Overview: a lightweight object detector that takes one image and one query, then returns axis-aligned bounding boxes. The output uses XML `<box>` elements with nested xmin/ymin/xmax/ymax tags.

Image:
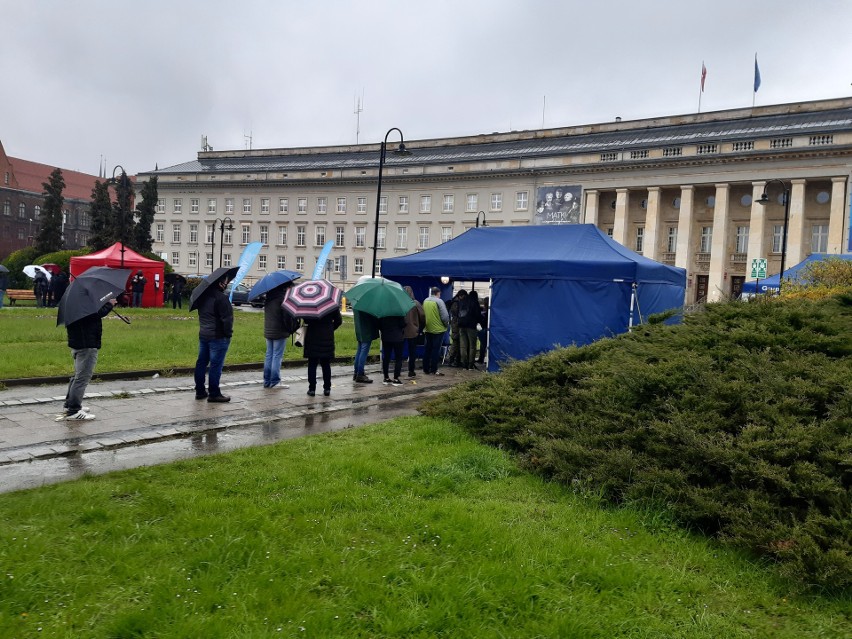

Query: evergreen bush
<box><xmin>423</xmin><ymin>294</ymin><xmax>852</xmax><ymax>591</ymax></box>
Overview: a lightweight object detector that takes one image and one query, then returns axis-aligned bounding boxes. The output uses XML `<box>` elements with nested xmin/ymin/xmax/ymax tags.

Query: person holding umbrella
<box><xmin>190</xmin><ymin>267</ymin><xmax>238</xmax><ymax>403</ymax></box>
<box><xmin>249</xmin><ymin>270</ymin><xmax>302</xmax><ymax>389</ymax></box>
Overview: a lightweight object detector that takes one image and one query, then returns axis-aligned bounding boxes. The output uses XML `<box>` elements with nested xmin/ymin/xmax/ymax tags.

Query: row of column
<box><xmin>584</xmin><ymin>178</ymin><xmax>848</xmax><ymax>301</ymax></box>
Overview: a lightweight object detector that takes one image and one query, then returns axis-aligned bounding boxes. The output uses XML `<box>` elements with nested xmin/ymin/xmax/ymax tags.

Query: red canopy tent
<box><xmin>70</xmin><ymin>243</ymin><xmax>165</xmax><ymax>307</ymax></box>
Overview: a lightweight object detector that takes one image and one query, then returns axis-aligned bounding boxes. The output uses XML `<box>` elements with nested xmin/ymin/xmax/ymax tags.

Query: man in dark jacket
<box><xmin>303</xmin><ymin>307</ymin><xmax>343</xmax><ymax>396</ymax></box>
<box><xmin>458</xmin><ymin>290</ymin><xmax>483</xmax><ymax>370</ymax></box>
<box><xmin>262</xmin><ymin>285</ymin><xmax>298</xmax><ymax>388</ymax></box>
<box><xmin>194</xmin><ymin>276</ymin><xmax>234</xmax><ymax>402</ymax></box>
<box><xmin>58</xmin><ymin>298</ymin><xmax>117</xmax><ymax>421</ymax></box>
<box><xmin>130</xmin><ymin>271</ymin><xmax>147</xmax><ymax>307</ymax></box>
<box><xmin>379</xmin><ymin>314</ymin><xmax>406</xmax><ymax>386</ymax></box>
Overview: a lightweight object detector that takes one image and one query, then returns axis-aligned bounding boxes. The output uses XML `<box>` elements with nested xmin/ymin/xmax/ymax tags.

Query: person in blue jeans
<box><xmin>353</xmin><ymin>309</ymin><xmax>379</xmax><ymax>383</ymax></box>
<box><xmin>194</xmin><ymin>275</ymin><xmax>234</xmax><ymax>402</ymax></box>
<box><xmin>262</xmin><ymin>284</ymin><xmax>299</xmax><ymax>388</ymax></box>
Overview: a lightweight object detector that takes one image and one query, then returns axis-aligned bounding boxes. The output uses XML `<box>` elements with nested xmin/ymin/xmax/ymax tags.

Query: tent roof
<box><xmin>742</xmin><ymin>253</ymin><xmax>852</xmax><ymax>293</ymax></box>
<box><xmin>382</xmin><ymin>224</ymin><xmax>684</xmax><ymax>284</ymax></box>
<box><xmin>73</xmin><ymin>243</ymin><xmax>163</xmax><ymax>269</ymax></box>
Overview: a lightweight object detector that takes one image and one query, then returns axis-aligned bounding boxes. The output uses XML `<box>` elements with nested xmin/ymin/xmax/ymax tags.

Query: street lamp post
<box><xmin>372</xmin><ymin>127</ymin><xmax>411</xmax><ymax>278</ymax></box>
<box><xmin>756</xmin><ymin>179</ymin><xmax>791</xmax><ymax>293</ymax></box>
<box><xmin>109</xmin><ymin>165</ymin><xmax>129</xmax><ymax>267</ymax></box>
<box><xmin>217</xmin><ymin>217</ymin><xmax>234</xmax><ymax>270</ymax></box>
<box><xmin>475</xmin><ymin>211</ymin><xmax>487</xmax><ymax>228</ymax></box>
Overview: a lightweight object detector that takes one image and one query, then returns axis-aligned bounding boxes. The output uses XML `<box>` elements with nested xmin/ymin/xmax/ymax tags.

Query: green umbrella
<box><xmin>344</xmin><ymin>278</ymin><xmax>414</xmax><ymax>318</ymax></box>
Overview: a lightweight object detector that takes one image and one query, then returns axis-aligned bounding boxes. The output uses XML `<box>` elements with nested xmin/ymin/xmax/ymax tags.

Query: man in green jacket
<box><xmin>422</xmin><ymin>287</ymin><xmax>449</xmax><ymax>375</ymax></box>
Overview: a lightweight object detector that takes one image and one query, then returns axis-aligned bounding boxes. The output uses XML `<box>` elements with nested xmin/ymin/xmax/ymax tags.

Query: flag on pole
<box><xmin>753</xmin><ymin>55</ymin><xmax>761</xmax><ymax>93</ymax></box>
<box><xmin>700</xmin><ymin>62</ymin><xmax>707</xmax><ymax>92</ymax></box>
<box><xmin>229</xmin><ymin>241</ymin><xmax>262</xmax><ymax>301</ymax></box>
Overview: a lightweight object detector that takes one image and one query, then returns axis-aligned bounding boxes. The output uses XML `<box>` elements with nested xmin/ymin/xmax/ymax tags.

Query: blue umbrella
<box><xmin>248</xmin><ymin>270</ymin><xmax>302</xmax><ymax>302</ymax></box>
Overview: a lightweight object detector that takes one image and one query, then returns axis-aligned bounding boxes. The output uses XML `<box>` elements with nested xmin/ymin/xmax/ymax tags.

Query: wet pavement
<box><xmin>0</xmin><ymin>364</ymin><xmax>478</xmax><ymax>493</ymax></box>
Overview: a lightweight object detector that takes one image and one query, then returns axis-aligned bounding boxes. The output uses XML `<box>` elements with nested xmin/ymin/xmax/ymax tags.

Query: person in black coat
<box><xmin>458</xmin><ymin>290</ymin><xmax>483</xmax><ymax>370</ymax></box>
<box><xmin>303</xmin><ymin>308</ymin><xmax>342</xmax><ymax>396</ymax></box>
<box><xmin>379</xmin><ymin>314</ymin><xmax>406</xmax><ymax>385</ymax></box>
<box><xmin>194</xmin><ymin>276</ymin><xmax>234</xmax><ymax>402</ymax></box>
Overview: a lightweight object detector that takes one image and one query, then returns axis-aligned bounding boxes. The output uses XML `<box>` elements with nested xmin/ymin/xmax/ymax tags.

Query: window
<box><xmin>772</xmin><ymin>225</ymin><xmax>784</xmax><ymax>253</ymax></box>
<box><xmin>157</xmin><ymin>199</ymin><xmax>165</xmax><ymax>214</ymax></box>
<box><xmin>811</xmin><ymin>224</ymin><xmax>829</xmax><ymax>253</ymax></box>
<box><xmin>355</xmin><ymin>226</ymin><xmax>366</xmax><ymax>247</ymax></box>
<box><xmin>279</xmin><ymin>198</ymin><xmax>289</xmax><ymax>214</ymax></box>
<box><xmin>3</xmin><ymin>172</ymin><xmax>7</xmax><ymax>185</ymax></box>
<box><xmin>223</xmin><ymin>253</ymin><xmax>232</xmax><ymax>267</ymax></box>
<box><xmin>258</xmin><ymin>254</ymin><xmax>267</xmax><ymax>270</ymax></box>
<box><xmin>261</xmin><ymin>198</ymin><xmax>270</xmax><ymax>215</ymax></box>
<box><xmin>396</xmin><ymin>226</ymin><xmax>407</xmax><ymax>249</ymax></box>
<box><xmin>635</xmin><ymin>227</ymin><xmax>644</xmax><ymax>253</ymax></box>
<box><xmin>398</xmin><ymin>196</ymin><xmax>409</xmax><ymax>213</ymax></box>
<box><xmin>243</xmin><ymin>199</ymin><xmax>252</xmax><ymax>214</ymax></box>
<box><xmin>277</xmin><ymin>255</ymin><xmax>286</xmax><ymax>270</ymax></box>
<box><xmin>442</xmin><ymin>194</ymin><xmax>454</xmax><ymax>213</ymax></box>
<box><xmin>241</xmin><ymin>224</ymin><xmax>251</xmax><ymax>244</ymax></box>
<box><xmin>735</xmin><ymin>226</ymin><xmax>749</xmax><ymax>254</ymax></box>
<box><xmin>296</xmin><ymin>256</ymin><xmax>305</xmax><ymax>271</ymax></box>
<box><xmin>335</xmin><ymin>226</ymin><xmax>345</xmax><ymax>247</ymax></box>
<box><xmin>441</xmin><ymin>226</ymin><xmax>453</xmax><ymax>243</ymax></box>
<box><xmin>172</xmin><ymin>251</ymin><xmax>180</xmax><ymax>266</ymax></box>
<box><xmin>205</xmin><ymin>253</ymin><xmax>213</xmax><ymax>268</ymax></box>
<box><xmin>354</xmin><ymin>257</ymin><xmax>364</xmax><ymax>274</ymax></box>
<box><xmin>515</xmin><ymin>191</ymin><xmax>529</xmax><ymax>210</ymax></box>
<box><xmin>420</xmin><ymin>195</ymin><xmax>431</xmax><ymax>213</ymax></box>
<box><xmin>188</xmin><ymin>252</ymin><xmax>197</xmax><ymax>268</ymax></box>
<box><xmin>225</xmin><ymin>198</ymin><xmax>234</xmax><ymax>214</ymax></box>
<box><xmin>667</xmin><ymin>227</ymin><xmax>678</xmax><ymax>253</ymax></box>
<box><xmin>699</xmin><ymin>226</ymin><xmax>713</xmax><ymax>253</ymax></box>
<box><xmin>206</xmin><ymin>224</ymin><xmax>215</xmax><ymax>244</ymax></box>
<box><xmin>466</xmin><ymin>194</ymin><xmax>478</xmax><ymax>212</ymax></box>
<box><xmin>191</xmin><ymin>199</ymin><xmax>199</xmax><ymax>214</ymax></box>
<box><xmin>357</xmin><ymin>197</ymin><xmax>367</xmax><ymax>214</ymax></box>
<box><xmin>173</xmin><ymin>199</ymin><xmax>182</xmax><ymax>214</ymax></box>
<box><xmin>379</xmin><ymin>196</ymin><xmax>388</xmax><ymax>214</ymax></box>
<box><xmin>17</xmin><ymin>227</ymin><xmax>24</xmax><ymax>239</ymax></box>
<box><xmin>419</xmin><ymin>226</ymin><xmax>430</xmax><ymax>249</ymax></box>
<box><xmin>298</xmin><ymin>198</ymin><xmax>307</xmax><ymax>214</ymax></box>
<box><xmin>491</xmin><ymin>193</ymin><xmax>502</xmax><ymax>211</ymax></box>
<box><xmin>259</xmin><ymin>224</ymin><xmax>269</xmax><ymax>244</ymax></box>
<box><xmin>374</xmin><ymin>258</ymin><xmax>381</xmax><ymax>274</ymax></box>
<box><xmin>224</xmin><ymin>227</ymin><xmax>233</xmax><ymax>244</ymax></box>
<box><xmin>315</xmin><ymin>225</ymin><xmax>326</xmax><ymax>246</ymax></box>
<box><xmin>33</xmin><ymin>205</ymin><xmax>41</xmax><ymax>218</ymax></box>
<box><xmin>172</xmin><ymin>224</ymin><xmax>181</xmax><ymax>243</ymax></box>
<box><xmin>296</xmin><ymin>225</ymin><xmax>306</xmax><ymax>247</ymax></box>
<box><xmin>208</xmin><ymin>199</ymin><xmax>216</xmax><ymax>214</ymax></box>
<box><xmin>278</xmin><ymin>226</ymin><xmax>288</xmax><ymax>245</ymax></box>
<box><xmin>337</xmin><ymin>197</ymin><xmax>346</xmax><ymax>214</ymax></box>
<box><xmin>18</xmin><ymin>203</ymin><xmax>26</xmax><ymax>218</ymax></box>
<box><xmin>333</xmin><ymin>257</ymin><xmax>341</xmax><ymax>274</ymax></box>
<box><xmin>377</xmin><ymin>226</ymin><xmax>386</xmax><ymax>249</ymax></box>
<box><xmin>607</xmin><ymin>228</ymin><xmax>614</xmax><ymax>237</ymax></box>
<box><xmin>156</xmin><ymin>223</ymin><xmax>164</xmax><ymax>243</ymax></box>
<box><xmin>317</xmin><ymin>197</ymin><xmax>327</xmax><ymax>214</ymax></box>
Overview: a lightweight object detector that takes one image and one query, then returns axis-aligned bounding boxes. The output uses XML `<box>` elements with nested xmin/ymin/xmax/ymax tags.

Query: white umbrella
<box><xmin>23</xmin><ymin>264</ymin><xmax>52</xmax><ymax>281</ymax></box>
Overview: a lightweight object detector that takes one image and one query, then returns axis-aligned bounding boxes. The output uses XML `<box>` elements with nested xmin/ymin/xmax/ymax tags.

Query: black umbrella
<box><xmin>165</xmin><ymin>272</ymin><xmax>187</xmax><ymax>284</ymax></box>
<box><xmin>57</xmin><ymin>266</ymin><xmax>132</xmax><ymax>327</ymax></box>
<box><xmin>189</xmin><ymin>267</ymin><xmax>239</xmax><ymax>311</ymax></box>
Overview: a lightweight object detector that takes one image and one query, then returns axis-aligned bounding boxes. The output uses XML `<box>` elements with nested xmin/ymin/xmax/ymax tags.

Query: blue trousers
<box><xmin>263</xmin><ymin>338</ymin><xmax>286</xmax><ymax>387</ymax></box>
<box><xmin>194</xmin><ymin>337</ymin><xmax>230</xmax><ymax>397</ymax></box>
<box><xmin>354</xmin><ymin>340</ymin><xmax>371</xmax><ymax>376</ymax></box>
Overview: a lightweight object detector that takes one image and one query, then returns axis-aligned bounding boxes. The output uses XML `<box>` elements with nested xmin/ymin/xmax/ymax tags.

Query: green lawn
<box><xmin>0</xmin><ymin>418</ymin><xmax>847</xmax><ymax>638</ymax></box>
<box><xmin>0</xmin><ymin>307</ymin><xmax>357</xmax><ymax>379</ymax></box>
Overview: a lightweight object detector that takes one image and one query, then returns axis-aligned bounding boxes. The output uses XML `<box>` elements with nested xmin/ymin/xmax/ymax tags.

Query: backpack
<box><xmin>457</xmin><ymin>302</ymin><xmax>469</xmax><ymax>320</ymax></box>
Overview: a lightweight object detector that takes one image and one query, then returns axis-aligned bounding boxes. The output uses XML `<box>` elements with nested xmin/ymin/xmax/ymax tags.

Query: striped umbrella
<box><xmin>281</xmin><ymin>279</ymin><xmax>342</xmax><ymax>319</ymax></box>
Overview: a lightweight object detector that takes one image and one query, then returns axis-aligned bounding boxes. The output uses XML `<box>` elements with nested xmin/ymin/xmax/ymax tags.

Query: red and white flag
<box><xmin>700</xmin><ymin>62</ymin><xmax>707</xmax><ymax>92</ymax></box>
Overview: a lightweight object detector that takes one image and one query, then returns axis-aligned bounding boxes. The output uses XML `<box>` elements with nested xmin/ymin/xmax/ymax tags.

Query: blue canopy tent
<box><xmin>741</xmin><ymin>253</ymin><xmax>852</xmax><ymax>295</ymax></box>
<box><xmin>381</xmin><ymin>225</ymin><xmax>686</xmax><ymax>371</ymax></box>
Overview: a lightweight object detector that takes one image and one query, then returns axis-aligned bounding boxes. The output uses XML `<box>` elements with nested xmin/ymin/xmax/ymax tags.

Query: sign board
<box><xmin>750</xmin><ymin>258</ymin><xmax>767</xmax><ymax>279</ymax></box>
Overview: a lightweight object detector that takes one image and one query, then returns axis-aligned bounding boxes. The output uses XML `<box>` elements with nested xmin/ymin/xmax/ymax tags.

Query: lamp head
<box><xmin>756</xmin><ymin>193</ymin><xmax>770</xmax><ymax>206</ymax></box>
<box><xmin>393</xmin><ymin>142</ymin><xmax>412</xmax><ymax>157</ymax></box>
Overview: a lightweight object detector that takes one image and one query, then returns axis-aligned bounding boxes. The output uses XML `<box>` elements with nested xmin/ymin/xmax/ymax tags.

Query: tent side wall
<box><xmin>70</xmin><ymin>247</ymin><xmax>165</xmax><ymax>307</ymax></box>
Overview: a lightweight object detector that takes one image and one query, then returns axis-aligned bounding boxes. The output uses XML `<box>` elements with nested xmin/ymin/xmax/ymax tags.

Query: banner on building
<box><xmin>533</xmin><ymin>185</ymin><xmax>582</xmax><ymax>225</ymax></box>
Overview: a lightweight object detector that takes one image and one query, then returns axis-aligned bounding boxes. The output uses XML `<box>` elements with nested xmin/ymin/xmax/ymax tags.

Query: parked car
<box><xmin>225</xmin><ymin>282</ymin><xmax>265</xmax><ymax>307</ymax></box>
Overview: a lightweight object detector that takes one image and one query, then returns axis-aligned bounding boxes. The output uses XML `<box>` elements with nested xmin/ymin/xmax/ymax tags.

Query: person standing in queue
<box><xmin>304</xmin><ymin>306</ymin><xmax>343</xmax><ymax>397</ymax></box>
<box><xmin>379</xmin><ymin>314</ymin><xmax>406</xmax><ymax>386</ymax></box>
<box><xmin>262</xmin><ymin>284</ymin><xmax>298</xmax><ymax>388</ymax></box>
<box><xmin>422</xmin><ymin>287</ymin><xmax>449</xmax><ymax>376</ymax></box>
<box><xmin>402</xmin><ymin>286</ymin><xmax>425</xmax><ymax>378</ymax></box>
<box><xmin>194</xmin><ymin>275</ymin><xmax>234</xmax><ymax>403</ymax></box>
<box><xmin>353</xmin><ymin>308</ymin><xmax>379</xmax><ymax>384</ymax></box>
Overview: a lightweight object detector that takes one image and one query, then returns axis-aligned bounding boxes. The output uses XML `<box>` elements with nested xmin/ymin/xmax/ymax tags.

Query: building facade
<box><xmin>142</xmin><ymin>98</ymin><xmax>852</xmax><ymax>302</ymax></box>
<box><xmin>0</xmin><ymin>141</ymin><xmax>96</xmax><ymax>260</ymax></box>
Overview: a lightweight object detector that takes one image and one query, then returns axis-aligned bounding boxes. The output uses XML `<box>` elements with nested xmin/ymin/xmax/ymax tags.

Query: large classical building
<box><xmin>142</xmin><ymin>97</ymin><xmax>852</xmax><ymax>302</ymax></box>
<box><xmin>0</xmin><ymin>141</ymin><xmax>96</xmax><ymax>260</ymax></box>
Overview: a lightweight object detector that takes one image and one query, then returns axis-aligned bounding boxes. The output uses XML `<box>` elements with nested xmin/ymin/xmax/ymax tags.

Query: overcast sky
<box><xmin>3</xmin><ymin>0</ymin><xmax>851</xmax><ymax>177</ymax></box>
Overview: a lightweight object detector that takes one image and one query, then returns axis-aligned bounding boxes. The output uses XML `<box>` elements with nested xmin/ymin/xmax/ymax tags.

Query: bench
<box><xmin>5</xmin><ymin>289</ymin><xmax>37</xmax><ymax>305</ymax></box>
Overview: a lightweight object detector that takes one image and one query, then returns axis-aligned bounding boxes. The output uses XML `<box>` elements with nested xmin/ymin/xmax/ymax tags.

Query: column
<box><xmin>708</xmin><ymin>183</ymin><xmax>731</xmax><ymax>302</ymax></box>
<box><xmin>785</xmin><ymin>179</ymin><xmax>807</xmax><ymax>266</ymax></box>
<box><xmin>746</xmin><ymin>181</ymin><xmax>767</xmax><ymax>276</ymax></box>
<box><xmin>674</xmin><ymin>185</ymin><xmax>695</xmax><ymax>272</ymax></box>
<box><xmin>644</xmin><ymin>187</ymin><xmax>661</xmax><ymax>260</ymax></box>
<box><xmin>612</xmin><ymin>188</ymin><xmax>630</xmax><ymax>246</ymax></box>
<box><xmin>583</xmin><ymin>189</ymin><xmax>599</xmax><ymax>227</ymax></box>
<box><xmin>828</xmin><ymin>177</ymin><xmax>847</xmax><ymax>253</ymax></box>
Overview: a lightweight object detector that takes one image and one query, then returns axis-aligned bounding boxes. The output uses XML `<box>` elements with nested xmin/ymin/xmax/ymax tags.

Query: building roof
<box><xmin>7</xmin><ymin>156</ymin><xmax>103</xmax><ymax>201</ymax></box>
<box><xmin>148</xmin><ymin>98</ymin><xmax>852</xmax><ymax>176</ymax></box>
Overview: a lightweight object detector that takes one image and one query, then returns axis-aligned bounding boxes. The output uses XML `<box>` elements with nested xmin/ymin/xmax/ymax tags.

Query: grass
<box><xmin>0</xmin><ymin>418</ymin><xmax>848</xmax><ymax>638</ymax></box>
<box><xmin>0</xmin><ymin>307</ymin><xmax>358</xmax><ymax>379</ymax></box>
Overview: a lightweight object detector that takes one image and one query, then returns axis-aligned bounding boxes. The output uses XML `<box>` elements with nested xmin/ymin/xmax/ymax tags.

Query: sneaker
<box><xmin>355</xmin><ymin>374</ymin><xmax>373</xmax><ymax>384</ymax></box>
<box><xmin>195</xmin><ymin>392</ymin><xmax>208</xmax><ymax>400</ymax></box>
<box><xmin>434</xmin><ymin>372</ymin><xmax>445</xmax><ymax>376</ymax></box>
<box><xmin>62</xmin><ymin>410</ymin><xmax>95</xmax><ymax>421</ymax></box>
<box><xmin>408</xmin><ymin>371</ymin><xmax>416</xmax><ymax>378</ymax></box>
<box><xmin>323</xmin><ymin>389</ymin><xmax>331</xmax><ymax>396</ymax></box>
<box><xmin>307</xmin><ymin>389</ymin><xmax>316</xmax><ymax>397</ymax></box>
<box><xmin>207</xmin><ymin>395</ymin><xmax>231</xmax><ymax>403</ymax></box>
<box><xmin>391</xmin><ymin>378</ymin><xmax>403</xmax><ymax>387</ymax></box>
<box><xmin>383</xmin><ymin>377</ymin><xmax>392</xmax><ymax>385</ymax></box>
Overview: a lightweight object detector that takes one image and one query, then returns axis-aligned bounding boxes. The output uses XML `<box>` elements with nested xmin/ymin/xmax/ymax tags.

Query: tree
<box><xmin>35</xmin><ymin>168</ymin><xmax>65</xmax><ymax>254</ymax></box>
<box><xmin>112</xmin><ymin>170</ymin><xmax>136</xmax><ymax>257</ymax></box>
<box><xmin>88</xmin><ymin>180</ymin><xmax>114</xmax><ymax>251</ymax></box>
<box><xmin>132</xmin><ymin>176</ymin><xmax>158</xmax><ymax>254</ymax></box>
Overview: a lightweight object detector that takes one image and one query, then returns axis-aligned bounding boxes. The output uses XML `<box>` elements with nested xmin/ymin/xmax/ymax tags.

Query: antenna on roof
<box><xmin>201</xmin><ymin>135</ymin><xmax>213</xmax><ymax>152</ymax></box>
<box><xmin>354</xmin><ymin>91</ymin><xmax>364</xmax><ymax>144</ymax></box>
<box><xmin>244</xmin><ymin>131</ymin><xmax>253</xmax><ymax>150</ymax></box>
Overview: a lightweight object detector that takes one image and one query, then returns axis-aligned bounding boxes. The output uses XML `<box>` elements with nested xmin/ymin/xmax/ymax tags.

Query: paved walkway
<box><xmin>0</xmin><ymin>363</ymin><xmax>475</xmax><ymax>471</ymax></box>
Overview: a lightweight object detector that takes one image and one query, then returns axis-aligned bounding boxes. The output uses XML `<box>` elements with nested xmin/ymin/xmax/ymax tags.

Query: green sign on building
<box><xmin>751</xmin><ymin>258</ymin><xmax>767</xmax><ymax>279</ymax></box>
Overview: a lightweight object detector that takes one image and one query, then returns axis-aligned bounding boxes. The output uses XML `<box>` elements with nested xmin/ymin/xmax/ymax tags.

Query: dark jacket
<box><xmin>131</xmin><ymin>274</ymin><xmax>147</xmax><ymax>292</ymax></box>
<box><xmin>379</xmin><ymin>315</ymin><xmax>406</xmax><ymax>343</ymax></box>
<box><xmin>263</xmin><ymin>287</ymin><xmax>299</xmax><ymax>340</ymax></box>
<box><xmin>303</xmin><ymin>308</ymin><xmax>342</xmax><ymax>359</ymax></box>
<box><xmin>353</xmin><ymin>309</ymin><xmax>379</xmax><ymax>343</ymax></box>
<box><xmin>402</xmin><ymin>286</ymin><xmax>425</xmax><ymax>339</ymax></box>
<box><xmin>0</xmin><ymin>271</ymin><xmax>8</xmax><ymax>290</ymax></box>
<box><xmin>197</xmin><ymin>287</ymin><xmax>234</xmax><ymax>339</ymax></box>
<box><xmin>457</xmin><ymin>295</ymin><xmax>482</xmax><ymax>329</ymax></box>
<box><xmin>66</xmin><ymin>302</ymin><xmax>113</xmax><ymax>350</ymax></box>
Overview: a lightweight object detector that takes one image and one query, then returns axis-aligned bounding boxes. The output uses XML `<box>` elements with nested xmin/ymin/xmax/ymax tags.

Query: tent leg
<box><xmin>628</xmin><ymin>283</ymin><xmax>637</xmax><ymax>331</ymax></box>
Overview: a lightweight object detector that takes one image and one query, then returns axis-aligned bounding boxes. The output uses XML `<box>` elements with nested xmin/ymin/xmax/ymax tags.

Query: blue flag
<box><xmin>229</xmin><ymin>241</ymin><xmax>263</xmax><ymax>301</ymax></box>
<box><xmin>312</xmin><ymin>240</ymin><xmax>335</xmax><ymax>281</ymax></box>
<box><xmin>753</xmin><ymin>55</ymin><xmax>761</xmax><ymax>93</ymax></box>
